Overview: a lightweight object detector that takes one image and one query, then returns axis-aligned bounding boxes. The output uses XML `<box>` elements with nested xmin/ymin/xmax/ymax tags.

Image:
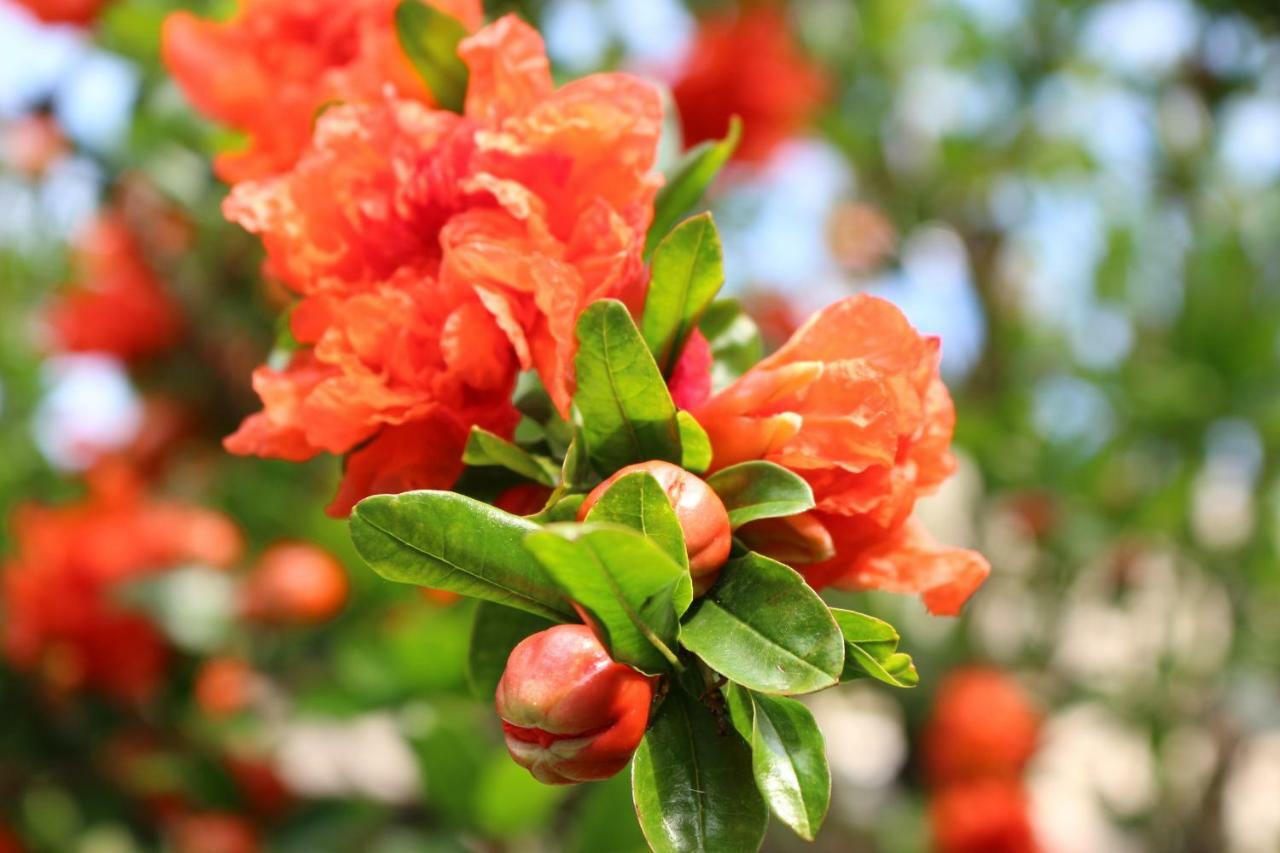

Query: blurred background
<box><xmin>2</xmin><ymin>0</ymin><xmax>1280</xmax><ymax>850</ymax></box>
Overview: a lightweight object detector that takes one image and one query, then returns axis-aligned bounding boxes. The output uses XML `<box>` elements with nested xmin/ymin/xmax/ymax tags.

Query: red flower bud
<box><xmin>240</xmin><ymin>543</ymin><xmax>348</xmax><ymax>625</ymax></box>
<box><xmin>495</xmin><ymin>624</ymin><xmax>653</xmax><ymax>784</ymax></box>
<box><xmin>579</xmin><ymin>460</ymin><xmax>731</xmax><ymax>593</ymax></box>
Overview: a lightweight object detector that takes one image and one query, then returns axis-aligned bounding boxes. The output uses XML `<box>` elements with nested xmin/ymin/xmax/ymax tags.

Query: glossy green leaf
<box><xmin>832</xmin><ymin>609</ymin><xmax>919</xmax><ymax>688</ymax></box>
<box><xmin>699</xmin><ymin>299</ymin><xmax>764</xmax><ymax>388</ymax></box>
<box><xmin>569</xmin><ymin>772</ymin><xmax>648</xmax><ymax>853</ymax></box>
<box><xmin>394</xmin><ymin>0</ymin><xmax>468</xmax><ymax>112</ymax></box>
<box><xmin>472</xmin><ymin>752</ymin><xmax>570</xmax><ymax>837</ymax></box>
<box><xmin>647</xmin><ymin>116</ymin><xmax>742</xmax><ymax>255</ymax></box>
<box><xmin>681</xmin><ymin>553</ymin><xmax>844</xmax><ymax>694</ymax></box>
<box><xmin>706</xmin><ymin>461</ymin><xmax>815</xmax><ymax>529</ymax></box>
<box><xmin>524</xmin><ymin>525</ymin><xmax>690</xmax><ymax>673</ymax></box>
<box><xmin>572</xmin><ymin>300</ymin><xmax>682</xmax><ymax>475</ymax></box>
<box><xmin>467</xmin><ymin>601</ymin><xmax>556</xmax><ymax>700</ymax></box>
<box><xmin>725</xmin><ymin>686</ymin><xmax>831</xmax><ymax>841</ymax></box>
<box><xmin>584</xmin><ymin>471</ymin><xmax>688</xmax><ymax>570</ymax></box>
<box><xmin>462</xmin><ymin>427</ymin><xmax>559</xmax><ymax>487</ymax></box>
<box><xmin>631</xmin><ymin>687</ymin><xmax>767</xmax><ymax>853</ymax></box>
<box><xmin>642</xmin><ymin>213</ymin><xmax>725</xmax><ymax>374</ymax></box>
<box><xmin>350</xmin><ymin>491</ymin><xmax>573</xmax><ymax>622</ymax></box>
<box><xmin>527</xmin><ymin>493</ymin><xmax>585</xmax><ymax>524</ymax></box>
<box><xmin>677</xmin><ymin>411</ymin><xmax>712</xmax><ymax>474</ymax></box>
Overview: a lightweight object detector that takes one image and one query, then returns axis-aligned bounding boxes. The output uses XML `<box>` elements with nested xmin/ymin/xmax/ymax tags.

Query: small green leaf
<box><xmin>394</xmin><ymin>0</ymin><xmax>468</xmax><ymax>112</ymax></box>
<box><xmin>699</xmin><ymin>299</ymin><xmax>764</xmax><ymax>388</ymax></box>
<box><xmin>527</xmin><ymin>493</ymin><xmax>585</xmax><ymax>524</ymax></box>
<box><xmin>647</xmin><ymin>117</ymin><xmax>742</xmax><ymax>255</ymax></box>
<box><xmin>524</xmin><ymin>525</ymin><xmax>691</xmax><ymax>674</ymax></box>
<box><xmin>725</xmin><ymin>686</ymin><xmax>831</xmax><ymax>841</ymax></box>
<box><xmin>832</xmin><ymin>609</ymin><xmax>919</xmax><ymax>688</ymax></box>
<box><xmin>681</xmin><ymin>553</ymin><xmax>844</xmax><ymax>695</ymax></box>
<box><xmin>631</xmin><ymin>687</ymin><xmax>767</xmax><ymax>853</ymax></box>
<box><xmin>463</xmin><ymin>426</ymin><xmax>559</xmax><ymax>487</ymax></box>
<box><xmin>706</xmin><ymin>461</ymin><xmax>815</xmax><ymax>529</ymax></box>
<box><xmin>584</xmin><ymin>471</ymin><xmax>688</xmax><ymax>570</ymax></box>
<box><xmin>642</xmin><ymin>213</ymin><xmax>725</xmax><ymax>374</ymax></box>
<box><xmin>677</xmin><ymin>411</ymin><xmax>712</xmax><ymax>474</ymax></box>
<box><xmin>572</xmin><ymin>300</ymin><xmax>682</xmax><ymax>475</ymax></box>
<box><xmin>350</xmin><ymin>491</ymin><xmax>573</xmax><ymax>622</ymax></box>
<box><xmin>467</xmin><ymin>601</ymin><xmax>556</xmax><ymax>700</ymax></box>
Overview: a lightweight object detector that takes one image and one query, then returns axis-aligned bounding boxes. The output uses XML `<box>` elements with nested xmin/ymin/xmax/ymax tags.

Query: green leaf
<box><xmin>725</xmin><ymin>686</ymin><xmax>831</xmax><ymax>841</ymax></box>
<box><xmin>706</xmin><ymin>461</ymin><xmax>815</xmax><ymax>529</ymax></box>
<box><xmin>394</xmin><ymin>0</ymin><xmax>469</xmax><ymax>112</ymax></box>
<box><xmin>680</xmin><ymin>553</ymin><xmax>844</xmax><ymax>695</ymax></box>
<box><xmin>699</xmin><ymin>299</ymin><xmax>764</xmax><ymax>388</ymax></box>
<box><xmin>463</xmin><ymin>426</ymin><xmax>559</xmax><ymax>487</ymax></box>
<box><xmin>647</xmin><ymin>117</ymin><xmax>742</xmax><ymax>255</ymax></box>
<box><xmin>467</xmin><ymin>601</ymin><xmax>556</xmax><ymax>701</ymax></box>
<box><xmin>524</xmin><ymin>525</ymin><xmax>691</xmax><ymax>674</ymax></box>
<box><xmin>527</xmin><ymin>493</ymin><xmax>585</xmax><ymax>524</ymax></box>
<box><xmin>572</xmin><ymin>300</ymin><xmax>682</xmax><ymax>475</ymax></box>
<box><xmin>350</xmin><ymin>491</ymin><xmax>573</xmax><ymax>622</ymax></box>
<box><xmin>678</xmin><ymin>411</ymin><xmax>712</xmax><ymax>474</ymax></box>
<box><xmin>584</xmin><ymin>471</ymin><xmax>688</xmax><ymax>570</ymax></box>
<box><xmin>642</xmin><ymin>213</ymin><xmax>725</xmax><ymax>374</ymax></box>
<box><xmin>631</xmin><ymin>687</ymin><xmax>767</xmax><ymax>853</ymax></box>
<box><xmin>832</xmin><ymin>609</ymin><xmax>919</xmax><ymax>688</ymax></box>
<box><xmin>569</xmin><ymin>772</ymin><xmax>648</xmax><ymax>853</ymax></box>
<box><xmin>472</xmin><ymin>752</ymin><xmax>570</xmax><ymax>837</ymax></box>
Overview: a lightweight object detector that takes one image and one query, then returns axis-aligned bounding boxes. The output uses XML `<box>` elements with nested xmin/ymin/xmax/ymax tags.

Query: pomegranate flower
<box><xmin>1</xmin><ymin>465</ymin><xmax>242</xmax><ymax>703</ymax></box>
<box><xmin>44</xmin><ymin>214</ymin><xmax>183</xmax><ymax>363</ymax></box>
<box><xmin>163</xmin><ymin>0</ymin><xmax>485</xmax><ymax>182</ymax></box>
<box><xmin>671</xmin><ymin>6</ymin><xmax>828</xmax><ymax>164</ymax></box>
<box><xmin>692</xmin><ymin>295</ymin><xmax>989</xmax><ymax>615</ymax></box>
<box><xmin>221</xmin><ymin>15</ymin><xmax>662</xmax><ymax>515</ymax></box>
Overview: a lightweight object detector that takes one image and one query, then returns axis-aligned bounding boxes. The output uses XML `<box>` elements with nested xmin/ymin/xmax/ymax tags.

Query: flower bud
<box><xmin>737</xmin><ymin>512</ymin><xmax>835</xmax><ymax>565</ymax></box>
<box><xmin>240</xmin><ymin>543</ymin><xmax>347</xmax><ymax>624</ymax></box>
<box><xmin>579</xmin><ymin>460</ymin><xmax>731</xmax><ymax>593</ymax></box>
<box><xmin>495</xmin><ymin>624</ymin><xmax>653</xmax><ymax>784</ymax></box>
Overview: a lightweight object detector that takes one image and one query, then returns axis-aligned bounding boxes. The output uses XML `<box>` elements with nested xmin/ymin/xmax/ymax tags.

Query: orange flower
<box><xmin>929</xmin><ymin>778</ymin><xmax>1039</xmax><ymax>853</ymax></box>
<box><xmin>13</xmin><ymin>0</ymin><xmax>105</xmax><ymax>25</ymax></box>
<box><xmin>692</xmin><ymin>295</ymin><xmax>989</xmax><ymax>615</ymax></box>
<box><xmin>923</xmin><ymin>667</ymin><xmax>1041</xmax><ymax>785</ymax></box>
<box><xmin>168</xmin><ymin>813</ymin><xmax>260</xmax><ymax>853</ymax></box>
<box><xmin>239</xmin><ymin>542</ymin><xmax>348</xmax><ymax>624</ymax></box>
<box><xmin>671</xmin><ymin>6</ymin><xmax>828</xmax><ymax>164</ymax></box>
<box><xmin>0</xmin><ymin>465</ymin><xmax>242</xmax><ymax>703</ymax></box>
<box><xmin>44</xmin><ymin>214</ymin><xmax>183</xmax><ymax>363</ymax></box>
<box><xmin>195</xmin><ymin>657</ymin><xmax>256</xmax><ymax>718</ymax></box>
<box><xmin>162</xmin><ymin>0</ymin><xmax>484</xmax><ymax>182</ymax></box>
<box><xmin>222</xmin><ymin>16</ymin><xmax>662</xmax><ymax>515</ymax></box>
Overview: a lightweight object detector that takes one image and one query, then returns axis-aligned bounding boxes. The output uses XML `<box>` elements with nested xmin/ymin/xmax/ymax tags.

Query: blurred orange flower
<box><xmin>162</xmin><ymin>0</ymin><xmax>484</xmax><ymax>182</ymax></box>
<box><xmin>195</xmin><ymin>657</ymin><xmax>256</xmax><ymax>718</ymax></box>
<box><xmin>169</xmin><ymin>813</ymin><xmax>260</xmax><ymax>853</ymax></box>
<box><xmin>671</xmin><ymin>6</ymin><xmax>828</xmax><ymax>164</ymax></box>
<box><xmin>13</xmin><ymin>0</ymin><xmax>105</xmax><ymax>25</ymax></box>
<box><xmin>0</xmin><ymin>466</ymin><xmax>242</xmax><ymax>703</ymax></box>
<box><xmin>923</xmin><ymin>667</ymin><xmax>1041</xmax><ymax>784</ymax></box>
<box><xmin>222</xmin><ymin>15</ymin><xmax>662</xmax><ymax>515</ymax></box>
<box><xmin>239</xmin><ymin>542</ymin><xmax>348</xmax><ymax>624</ymax></box>
<box><xmin>929</xmin><ymin>778</ymin><xmax>1039</xmax><ymax>853</ymax></box>
<box><xmin>44</xmin><ymin>215</ymin><xmax>183</xmax><ymax>363</ymax></box>
<box><xmin>692</xmin><ymin>295</ymin><xmax>989</xmax><ymax>614</ymax></box>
